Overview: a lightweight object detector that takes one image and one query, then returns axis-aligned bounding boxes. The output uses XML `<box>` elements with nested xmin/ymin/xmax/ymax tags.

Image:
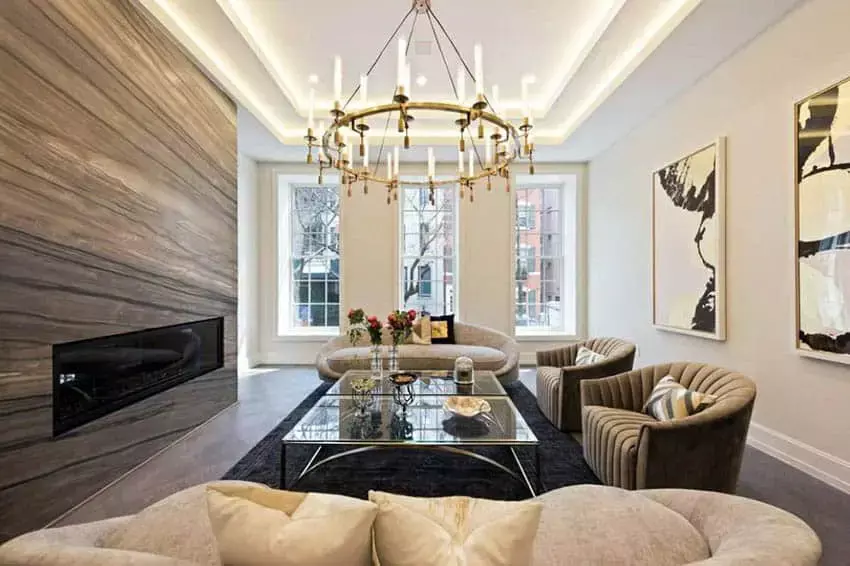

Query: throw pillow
<box><xmin>408</xmin><ymin>312</ymin><xmax>432</xmax><ymax>344</ymax></box>
<box><xmin>99</xmin><ymin>483</ymin><xmax>223</xmax><ymax>566</ymax></box>
<box><xmin>643</xmin><ymin>376</ymin><xmax>718</xmax><ymax>421</ymax></box>
<box><xmin>369</xmin><ymin>491</ymin><xmax>542</xmax><ymax>566</ymax></box>
<box><xmin>206</xmin><ymin>483</ymin><xmax>376</xmax><ymax>566</ymax></box>
<box><xmin>575</xmin><ymin>346</ymin><xmax>605</xmax><ymax>366</ymax></box>
<box><xmin>430</xmin><ymin>314</ymin><xmax>456</xmax><ymax>344</ymax></box>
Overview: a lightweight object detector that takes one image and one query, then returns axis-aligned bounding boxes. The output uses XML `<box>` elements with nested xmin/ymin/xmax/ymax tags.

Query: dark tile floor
<box><xmin>59</xmin><ymin>366</ymin><xmax>849</xmax><ymax>565</ymax></box>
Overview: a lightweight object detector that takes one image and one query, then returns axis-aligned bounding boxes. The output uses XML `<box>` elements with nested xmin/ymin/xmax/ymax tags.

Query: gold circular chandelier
<box><xmin>304</xmin><ymin>0</ymin><xmax>535</xmax><ymax>204</ymax></box>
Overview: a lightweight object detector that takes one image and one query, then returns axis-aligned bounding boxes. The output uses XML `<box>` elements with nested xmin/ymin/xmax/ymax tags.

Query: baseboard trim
<box><xmin>747</xmin><ymin>421</ymin><xmax>850</xmax><ymax>495</ymax></box>
<box><xmin>519</xmin><ymin>352</ymin><xmax>537</xmax><ymax>365</ymax></box>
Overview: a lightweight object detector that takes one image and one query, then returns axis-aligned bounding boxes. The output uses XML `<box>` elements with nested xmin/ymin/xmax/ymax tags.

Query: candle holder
<box><xmin>390</xmin><ymin>372</ymin><xmax>418</xmax><ymax>413</ymax></box>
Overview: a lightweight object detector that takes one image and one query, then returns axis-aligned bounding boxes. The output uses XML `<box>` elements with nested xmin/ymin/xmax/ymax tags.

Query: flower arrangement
<box><xmin>366</xmin><ymin>315</ymin><xmax>383</xmax><ymax>346</ymax></box>
<box><xmin>347</xmin><ymin>308</ymin><xmax>366</xmax><ymax>346</ymax></box>
<box><xmin>387</xmin><ymin>309</ymin><xmax>417</xmax><ymax>345</ymax></box>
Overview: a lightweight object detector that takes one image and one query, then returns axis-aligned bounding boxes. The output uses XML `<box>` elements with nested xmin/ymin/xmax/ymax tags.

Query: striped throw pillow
<box><xmin>575</xmin><ymin>346</ymin><xmax>605</xmax><ymax>366</ymax></box>
<box><xmin>643</xmin><ymin>376</ymin><xmax>717</xmax><ymax>421</ymax></box>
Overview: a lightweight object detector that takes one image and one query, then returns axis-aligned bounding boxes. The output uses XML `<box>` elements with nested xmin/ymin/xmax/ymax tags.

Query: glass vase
<box><xmin>388</xmin><ymin>343</ymin><xmax>399</xmax><ymax>373</ymax></box>
<box><xmin>370</xmin><ymin>345</ymin><xmax>382</xmax><ymax>377</ymax></box>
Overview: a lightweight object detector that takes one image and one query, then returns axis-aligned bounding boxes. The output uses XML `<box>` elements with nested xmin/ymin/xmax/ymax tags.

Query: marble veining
<box><xmin>0</xmin><ymin>0</ymin><xmax>237</xmax><ymax>540</ymax></box>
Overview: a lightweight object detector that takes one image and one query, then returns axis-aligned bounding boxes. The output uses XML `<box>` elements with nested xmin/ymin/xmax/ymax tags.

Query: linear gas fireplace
<box><xmin>52</xmin><ymin>317</ymin><xmax>224</xmax><ymax>436</ymax></box>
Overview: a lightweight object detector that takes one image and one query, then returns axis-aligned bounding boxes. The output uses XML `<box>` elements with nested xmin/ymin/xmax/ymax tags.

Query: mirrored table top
<box><xmin>327</xmin><ymin>370</ymin><xmax>506</xmax><ymax>397</ymax></box>
<box><xmin>283</xmin><ymin>394</ymin><xmax>536</xmax><ymax>446</ymax></box>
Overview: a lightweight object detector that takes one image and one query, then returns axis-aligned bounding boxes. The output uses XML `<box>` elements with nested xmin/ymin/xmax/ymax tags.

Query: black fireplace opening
<box><xmin>53</xmin><ymin>317</ymin><xmax>224</xmax><ymax>436</ymax></box>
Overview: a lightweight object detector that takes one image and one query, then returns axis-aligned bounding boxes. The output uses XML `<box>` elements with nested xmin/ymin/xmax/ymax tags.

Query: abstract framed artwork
<box><xmin>796</xmin><ymin>76</ymin><xmax>850</xmax><ymax>364</ymax></box>
<box><xmin>652</xmin><ymin>138</ymin><xmax>726</xmax><ymax>340</ymax></box>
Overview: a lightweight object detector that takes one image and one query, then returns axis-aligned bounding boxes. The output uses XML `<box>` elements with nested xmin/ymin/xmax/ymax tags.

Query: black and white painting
<box><xmin>653</xmin><ymin>139</ymin><xmax>726</xmax><ymax>340</ymax></box>
<box><xmin>796</xmin><ymin>77</ymin><xmax>850</xmax><ymax>363</ymax></box>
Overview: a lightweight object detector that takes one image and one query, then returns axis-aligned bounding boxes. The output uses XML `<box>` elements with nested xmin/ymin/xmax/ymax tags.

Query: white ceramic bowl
<box><xmin>443</xmin><ymin>396</ymin><xmax>491</xmax><ymax>418</ymax></box>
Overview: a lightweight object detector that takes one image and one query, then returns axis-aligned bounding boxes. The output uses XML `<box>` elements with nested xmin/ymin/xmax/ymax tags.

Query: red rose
<box><xmin>367</xmin><ymin>315</ymin><xmax>377</xmax><ymax>323</ymax></box>
<box><xmin>407</xmin><ymin>309</ymin><xmax>417</xmax><ymax>321</ymax></box>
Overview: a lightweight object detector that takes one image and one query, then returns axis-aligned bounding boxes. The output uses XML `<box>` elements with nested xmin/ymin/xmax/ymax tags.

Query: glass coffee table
<box><xmin>282</xmin><ymin>370</ymin><xmax>540</xmax><ymax>495</ymax></box>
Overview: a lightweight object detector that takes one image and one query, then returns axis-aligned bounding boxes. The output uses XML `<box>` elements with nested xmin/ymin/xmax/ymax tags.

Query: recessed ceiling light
<box><xmin>307</xmin><ymin>74</ymin><xmax>319</xmax><ymax>84</ymax></box>
<box><xmin>416</xmin><ymin>74</ymin><xmax>427</xmax><ymax>86</ymax></box>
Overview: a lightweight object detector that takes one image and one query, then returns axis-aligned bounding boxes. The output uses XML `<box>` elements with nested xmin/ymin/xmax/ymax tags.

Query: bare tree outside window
<box><xmin>401</xmin><ymin>184</ymin><xmax>456</xmax><ymax>315</ymax></box>
<box><xmin>290</xmin><ymin>185</ymin><xmax>340</xmax><ymax>328</ymax></box>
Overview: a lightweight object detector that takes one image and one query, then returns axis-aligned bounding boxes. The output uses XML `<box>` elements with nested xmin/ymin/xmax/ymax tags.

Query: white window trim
<box><xmin>397</xmin><ymin>177</ymin><xmax>459</xmax><ymax>315</ymax></box>
<box><xmin>276</xmin><ymin>173</ymin><xmax>340</xmax><ymax>338</ymax></box>
<box><xmin>513</xmin><ymin>170</ymin><xmax>584</xmax><ymax>340</ymax></box>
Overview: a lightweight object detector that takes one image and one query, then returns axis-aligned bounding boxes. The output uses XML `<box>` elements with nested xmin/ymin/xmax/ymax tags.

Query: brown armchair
<box><xmin>536</xmin><ymin>337</ymin><xmax>636</xmax><ymax>432</ymax></box>
<box><xmin>581</xmin><ymin>362</ymin><xmax>756</xmax><ymax>493</ymax></box>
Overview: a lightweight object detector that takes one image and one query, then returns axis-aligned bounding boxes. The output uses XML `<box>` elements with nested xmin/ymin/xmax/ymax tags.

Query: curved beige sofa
<box><xmin>0</xmin><ymin>482</ymin><xmax>820</xmax><ymax>565</ymax></box>
<box><xmin>316</xmin><ymin>321</ymin><xmax>519</xmax><ymax>384</ymax></box>
<box><xmin>581</xmin><ymin>362</ymin><xmax>756</xmax><ymax>493</ymax></box>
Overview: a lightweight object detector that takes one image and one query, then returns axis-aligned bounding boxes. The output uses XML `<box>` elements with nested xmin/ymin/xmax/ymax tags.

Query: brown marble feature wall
<box><xmin>0</xmin><ymin>0</ymin><xmax>237</xmax><ymax>540</ymax></box>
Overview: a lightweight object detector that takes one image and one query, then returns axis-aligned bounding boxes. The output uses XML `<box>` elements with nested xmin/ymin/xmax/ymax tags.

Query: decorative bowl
<box><xmin>389</xmin><ymin>371</ymin><xmax>418</xmax><ymax>386</ymax></box>
<box><xmin>443</xmin><ymin>396</ymin><xmax>491</xmax><ymax>418</ymax></box>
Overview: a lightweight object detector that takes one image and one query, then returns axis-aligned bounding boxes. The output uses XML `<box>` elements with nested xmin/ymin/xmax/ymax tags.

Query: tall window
<box><xmin>400</xmin><ymin>182</ymin><xmax>456</xmax><ymax>315</ymax></box>
<box><xmin>279</xmin><ymin>179</ymin><xmax>340</xmax><ymax>334</ymax></box>
<box><xmin>514</xmin><ymin>175</ymin><xmax>577</xmax><ymax>335</ymax></box>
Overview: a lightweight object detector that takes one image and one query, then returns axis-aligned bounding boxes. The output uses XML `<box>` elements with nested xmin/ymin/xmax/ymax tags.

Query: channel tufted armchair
<box><xmin>581</xmin><ymin>362</ymin><xmax>756</xmax><ymax>493</ymax></box>
<box><xmin>536</xmin><ymin>337</ymin><xmax>636</xmax><ymax>431</ymax></box>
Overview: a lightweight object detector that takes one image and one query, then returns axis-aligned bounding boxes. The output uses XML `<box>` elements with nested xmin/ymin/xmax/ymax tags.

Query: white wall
<box><xmin>588</xmin><ymin>0</ymin><xmax>850</xmax><ymax>490</ymax></box>
<box><xmin>237</xmin><ymin>152</ymin><xmax>259</xmax><ymax>373</ymax></box>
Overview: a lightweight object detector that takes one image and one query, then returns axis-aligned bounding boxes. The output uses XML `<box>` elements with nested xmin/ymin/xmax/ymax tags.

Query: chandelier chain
<box><xmin>425</xmin><ymin>9</ymin><xmax>458</xmax><ymax>101</ymax></box>
<box><xmin>372</xmin><ymin>9</ymin><xmax>419</xmax><ymax>173</ymax></box>
<box><xmin>342</xmin><ymin>5</ymin><xmax>415</xmax><ymax>111</ymax></box>
<box><xmin>426</xmin><ymin>6</ymin><xmax>498</xmax><ymax>117</ymax></box>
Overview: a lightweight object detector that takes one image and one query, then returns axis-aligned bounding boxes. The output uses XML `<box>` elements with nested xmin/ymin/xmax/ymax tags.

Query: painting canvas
<box><xmin>796</xmin><ymin>77</ymin><xmax>850</xmax><ymax>363</ymax></box>
<box><xmin>652</xmin><ymin>139</ymin><xmax>726</xmax><ymax>340</ymax></box>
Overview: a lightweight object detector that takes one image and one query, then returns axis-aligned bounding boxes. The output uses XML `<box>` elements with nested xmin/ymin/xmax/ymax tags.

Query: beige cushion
<box><xmin>206</xmin><ymin>483</ymin><xmax>376</xmax><ymax>566</ymax></box>
<box><xmin>575</xmin><ymin>346</ymin><xmax>605</xmax><ymax>366</ymax></box>
<box><xmin>533</xmin><ymin>485</ymin><xmax>710</xmax><ymax>566</ymax></box>
<box><xmin>327</xmin><ymin>345</ymin><xmax>506</xmax><ymax>373</ymax></box>
<box><xmin>408</xmin><ymin>314</ymin><xmax>432</xmax><ymax>344</ymax></box>
<box><xmin>99</xmin><ymin>483</ymin><xmax>222</xmax><ymax>566</ymax></box>
<box><xmin>643</xmin><ymin>376</ymin><xmax>717</xmax><ymax>421</ymax></box>
<box><xmin>369</xmin><ymin>491</ymin><xmax>542</xmax><ymax>566</ymax></box>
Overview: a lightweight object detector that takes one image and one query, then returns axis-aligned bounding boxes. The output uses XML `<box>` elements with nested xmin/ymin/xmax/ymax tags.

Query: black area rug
<box><xmin>222</xmin><ymin>382</ymin><xmax>600</xmax><ymax>499</ymax></box>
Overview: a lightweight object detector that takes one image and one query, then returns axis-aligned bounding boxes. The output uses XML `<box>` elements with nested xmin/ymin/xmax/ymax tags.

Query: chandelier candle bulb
<box><xmin>521</xmin><ymin>79</ymin><xmax>530</xmax><ymax>120</ymax></box>
<box><xmin>468</xmin><ymin>150</ymin><xmax>474</xmax><ymax>177</ymax></box>
<box><xmin>457</xmin><ymin>66</ymin><xmax>466</xmax><ymax>104</ymax></box>
<box><xmin>458</xmin><ymin>148</ymin><xmax>464</xmax><ymax>175</ymax></box>
<box><xmin>386</xmin><ymin>152</ymin><xmax>393</xmax><ymax>180</ymax></box>
<box><xmin>307</xmin><ymin>88</ymin><xmax>315</xmax><ymax>129</ymax></box>
<box><xmin>397</xmin><ymin>38</ymin><xmax>406</xmax><ymax>89</ymax></box>
<box><xmin>427</xmin><ymin>147</ymin><xmax>435</xmax><ymax>179</ymax></box>
<box><xmin>333</xmin><ymin>56</ymin><xmax>342</xmax><ymax>103</ymax></box>
<box><xmin>393</xmin><ymin>146</ymin><xmax>400</xmax><ymax>177</ymax></box>
<box><xmin>474</xmin><ymin>43</ymin><xmax>484</xmax><ymax>95</ymax></box>
<box><xmin>360</xmin><ymin>74</ymin><xmax>368</xmax><ymax>106</ymax></box>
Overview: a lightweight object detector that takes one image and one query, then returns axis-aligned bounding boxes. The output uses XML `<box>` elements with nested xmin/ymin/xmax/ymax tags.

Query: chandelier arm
<box><xmin>425</xmin><ymin>10</ymin><xmax>458</xmax><ymax>100</ymax></box>
<box><xmin>342</xmin><ymin>5</ymin><xmax>416</xmax><ymax>110</ymax></box>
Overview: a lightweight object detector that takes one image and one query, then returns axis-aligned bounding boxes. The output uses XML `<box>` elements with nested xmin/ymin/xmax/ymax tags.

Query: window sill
<box><xmin>275</xmin><ymin>330</ymin><xmax>339</xmax><ymax>342</ymax></box>
<box><xmin>514</xmin><ymin>333</ymin><xmax>578</xmax><ymax>342</ymax></box>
